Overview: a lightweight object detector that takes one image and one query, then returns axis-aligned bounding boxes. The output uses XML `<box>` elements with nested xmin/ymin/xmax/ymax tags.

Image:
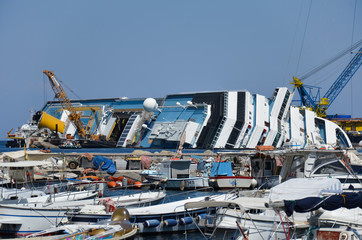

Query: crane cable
<box><xmin>296</xmin><ymin>0</ymin><xmax>313</xmax><ymax>76</ymax></box>
<box><xmin>43</xmin><ymin>74</ymin><xmax>47</xmax><ymax>105</ymax></box>
<box><xmin>43</xmin><ymin>72</ymin><xmax>82</xmax><ymax>101</ymax></box>
<box><xmin>283</xmin><ymin>0</ymin><xmax>305</xmax><ymax>85</ymax></box>
<box><xmin>56</xmin><ymin>75</ymin><xmax>82</xmax><ymax>100</ymax></box>
<box><xmin>298</xmin><ymin>38</ymin><xmax>362</xmax><ymax>81</ymax></box>
<box><xmin>294</xmin><ymin>0</ymin><xmax>362</xmax><ymax>82</ymax></box>
<box><xmin>350</xmin><ymin>0</ymin><xmax>358</xmax><ymax>117</ymax></box>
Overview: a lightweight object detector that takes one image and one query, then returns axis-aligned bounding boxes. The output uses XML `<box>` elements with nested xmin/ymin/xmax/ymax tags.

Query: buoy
<box><xmin>250</xmin><ymin>178</ymin><xmax>258</xmax><ymax>188</ymax></box>
<box><xmin>179</xmin><ymin>217</ymin><xmax>193</xmax><ymax>225</ymax></box>
<box><xmin>134</xmin><ymin>181</ymin><xmax>142</xmax><ymax>188</ymax></box>
<box><xmin>107</xmin><ymin>181</ymin><xmax>117</xmax><ymax>188</ymax></box>
<box><xmin>108</xmin><ymin>204</ymin><xmax>116</xmax><ymax>213</ymax></box>
<box><xmin>163</xmin><ymin>219</ymin><xmax>178</xmax><ymax>227</ymax></box>
<box><xmin>180</xmin><ymin>181</ymin><xmax>185</xmax><ymax>191</ymax></box>
<box><xmin>144</xmin><ymin>219</ymin><xmax>161</xmax><ymax>228</ymax></box>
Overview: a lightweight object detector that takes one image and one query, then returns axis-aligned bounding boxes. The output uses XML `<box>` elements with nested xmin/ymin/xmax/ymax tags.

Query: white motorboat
<box><xmin>141</xmin><ymin>159</ymin><xmax>209</xmax><ymax>190</ymax></box>
<box><xmin>25</xmin><ymin>208</ymin><xmax>138</xmax><ymax>240</ymax></box>
<box><xmin>208</xmin><ymin>161</ymin><xmax>257</xmax><ymax>189</ymax></box>
<box><xmin>0</xmin><ymin>190</ymin><xmax>166</xmax><ymax>236</ymax></box>
<box><xmin>185</xmin><ymin>178</ymin><xmax>343</xmax><ymax>240</ymax></box>
<box><xmin>66</xmin><ymin>191</ymin><xmax>238</xmax><ymax>234</ymax></box>
<box><xmin>279</xmin><ymin>149</ymin><xmax>362</xmax><ymax>190</ymax></box>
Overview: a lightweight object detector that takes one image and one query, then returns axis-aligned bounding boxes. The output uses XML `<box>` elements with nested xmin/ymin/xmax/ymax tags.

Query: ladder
<box><xmin>116</xmin><ymin>114</ymin><xmax>138</xmax><ymax>147</ymax></box>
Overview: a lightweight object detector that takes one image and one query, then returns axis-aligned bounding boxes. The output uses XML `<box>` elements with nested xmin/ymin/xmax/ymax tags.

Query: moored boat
<box><xmin>26</xmin><ymin>208</ymin><xmax>138</xmax><ymax>240</ymax></box>
<box><xmin>67</xmin><ymin>192</ymin><xmax>238</xmax><ymax>234</ymax></box>
<box><xmin>59</xmin><ymin>140</ymin><xmax>82</xmax><ymax>149</ymax></box>
<box><xmin>141</xmin><ymin>159</ymin><xmax>209</xmax><ymax>190</ymax></box>
<box><xmin>0</xmin><ymin>190</ymin><xmax>166</xmax><ymax>236</ymax></box>
<box><xmin>208</xmin><ymin>161</ymin><xmax>257</xmax><ymax>189</ymax></box>
<box><xmin>185</xmin><ymin>178</ymin><xmax>343</xmax><ymax>240</ymax></box>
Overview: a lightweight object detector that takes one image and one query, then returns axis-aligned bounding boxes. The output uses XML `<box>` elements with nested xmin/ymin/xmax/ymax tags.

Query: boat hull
<box><xmin>208</xmin><ymin>176</ymin><xmax>253</xmax><ymax>189</ymax></box>
<box><xmin>67</xmin><ymin>193</ymin><xmax>236</xmax><ymax>234</ymax></box>
<box><xmin>144</xmin><ymin>175</ymin><xmax>209</xmax><ymax>190</ymax></box>
<box><xmin>0</xmin><ymin>191</ymin><xmax>166</xmax><ymax>235</ymax></box>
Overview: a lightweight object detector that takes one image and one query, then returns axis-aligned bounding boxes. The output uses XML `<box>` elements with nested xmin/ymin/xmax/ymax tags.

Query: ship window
<box><xmin>265</xmin><ymin>161</ymin><xmax>272</xmax><ymax>170</ymax></box>
<box><xmin>313</xmin><ymin>160</ymin><xmax>348</xmax><ymax>175</ymax></box>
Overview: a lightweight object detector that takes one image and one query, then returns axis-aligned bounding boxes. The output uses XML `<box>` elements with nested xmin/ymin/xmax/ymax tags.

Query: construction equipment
<box><xmin>292</xmin><ymin>41</ymin><xmax>362</xmax><ymax>117</ymax></box>
<box><xmin>43</xmin><ymin>70</ymin><xmax>87</xmax><ymax>137</ymax></box>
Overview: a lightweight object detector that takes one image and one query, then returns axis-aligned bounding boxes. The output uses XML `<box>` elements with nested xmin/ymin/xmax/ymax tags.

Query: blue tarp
<box><xmin>93</xmin><ymin>156</ymin><xmax>116</xmax><ymax>175</ymax></box>
<box><xmin>283</xmin><ymin>191</ymin><xmax>362</xmax><ymax>216</ymax></box>
<box><xmin>210</xmin><ymin>162</ymin><xmax>233</xmax><ymax>177</ymax></box>
<box><xmin>197</xmin><ymin>161</ymin><xmax>206</xmax><ymax>171</ymax></box>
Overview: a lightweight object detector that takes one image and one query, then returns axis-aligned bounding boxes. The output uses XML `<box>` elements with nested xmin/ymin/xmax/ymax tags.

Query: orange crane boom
<box><xmin>43</xmin><ymin>70</ymin><xmax>87</xmax><ymax>137</ymax></box>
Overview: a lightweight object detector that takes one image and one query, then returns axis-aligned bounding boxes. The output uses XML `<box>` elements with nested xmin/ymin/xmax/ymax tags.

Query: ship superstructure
<box><xmin>7</xmin><ymin>87</ymin><xmax>352</xmax><ymax>149</ymax></box>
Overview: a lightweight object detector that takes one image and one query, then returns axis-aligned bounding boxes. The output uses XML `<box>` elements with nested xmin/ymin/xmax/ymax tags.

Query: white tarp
<box><xmin>185</xmin><ymin>178</ymin><xmax>343</xmax><ymax>212</ymax></box>
<box><xmin>268</xmin><ymin>178</ymin><xmax>342</xmax><ymax>202</ymax></box>
<box><xmin>318</xmin><ymin>208</ymin><xmax>362</xmax><ymax>226</ymax></box>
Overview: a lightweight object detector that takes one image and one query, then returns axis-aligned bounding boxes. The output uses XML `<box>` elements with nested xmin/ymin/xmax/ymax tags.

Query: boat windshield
<box><xmin>312</xmin><ymin>160</ymin><xmax>349</xmax><ymax>175</ymax></box>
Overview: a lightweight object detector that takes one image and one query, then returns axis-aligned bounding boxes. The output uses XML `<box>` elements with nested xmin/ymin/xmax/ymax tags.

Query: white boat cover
<box><xmin>185</xmin><ymin>178</ymin><xmax>343</xmax><ymax>211</ymax></box>
<box><xmin>268</xmin><ymin>178</ymin><xmax>342</xmax><ymax>202</ymax></box>
<box><xmin>318</xmin><ymin>208</ymin><xmax>362</xmax><ymax>226</ymax></box>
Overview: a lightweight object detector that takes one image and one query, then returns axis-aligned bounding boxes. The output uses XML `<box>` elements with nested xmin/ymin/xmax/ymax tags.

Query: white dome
<box><xmin>143</xmin><ymin>98</ymin><xmax>158</xmax><ymax>112</ymax></box>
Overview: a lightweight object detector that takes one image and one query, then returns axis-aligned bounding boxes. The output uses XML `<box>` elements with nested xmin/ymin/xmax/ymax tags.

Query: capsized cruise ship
<box><xmin>7</xmin><ymin>87</ymin><xmax>352</xmax><ymax>149</ymax></box>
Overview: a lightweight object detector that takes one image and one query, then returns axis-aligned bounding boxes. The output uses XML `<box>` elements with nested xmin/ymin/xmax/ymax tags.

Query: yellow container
<box><xmin>38</xmin><ymin>111</ymin><xmax>65</xmax><ymax>133</ymax></box>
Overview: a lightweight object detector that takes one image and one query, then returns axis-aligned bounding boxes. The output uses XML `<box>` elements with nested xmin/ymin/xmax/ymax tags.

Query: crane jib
<box><xmin>51</xmin><ymin>76</ymin><xmax>60</xmax><ymax>87</ymax></box>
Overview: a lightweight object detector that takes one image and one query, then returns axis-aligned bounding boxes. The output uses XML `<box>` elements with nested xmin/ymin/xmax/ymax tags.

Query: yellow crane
<box><xmin>43</xmin><ymin>70</ymin><xmax>87</xmax><ymax>138</ymax></box>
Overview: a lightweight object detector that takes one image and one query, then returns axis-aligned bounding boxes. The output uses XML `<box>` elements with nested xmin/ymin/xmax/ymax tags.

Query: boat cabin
<box><xmin>0</xmin><ymin>161</ymin><xmax>45</xmax><ymax>183</ymax></box>
<box><xmin>279</xmin><ymin>149</ymin><xmax>362</xmax><ymax>190</ymax></box>
<box><xmin>159</xmin><ymin>159</ymin><xmax>191</xmax><ymax>179</ymax></box>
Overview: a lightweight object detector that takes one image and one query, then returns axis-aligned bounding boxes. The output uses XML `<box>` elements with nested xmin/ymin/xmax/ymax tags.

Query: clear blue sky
<box><xmin>1</xmin><ymin>0</ymin><xmax>361</xmax><ymax>140</ymax></box>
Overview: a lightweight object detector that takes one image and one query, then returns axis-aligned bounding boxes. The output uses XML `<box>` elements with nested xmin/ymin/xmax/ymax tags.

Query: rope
<box><xmin>286</xmin><ymin>214</ymin><xmax>290</xmax><ymax>239</ymax></box>
<box><xmin>277</xmin><ymin>209</ymin><xmax>290</xmax><ymax>240</ymax></box>
<box><xmin>236</xmin><ymin>221</ymin><xmax>248</xmax><ymax>240</ymax></box>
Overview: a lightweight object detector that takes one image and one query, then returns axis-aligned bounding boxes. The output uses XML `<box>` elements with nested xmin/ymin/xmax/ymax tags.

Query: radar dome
<box><xmin>143</xmin><ymin>98</ymin><xmax>158</xmax><ymax>112</ymax></box>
